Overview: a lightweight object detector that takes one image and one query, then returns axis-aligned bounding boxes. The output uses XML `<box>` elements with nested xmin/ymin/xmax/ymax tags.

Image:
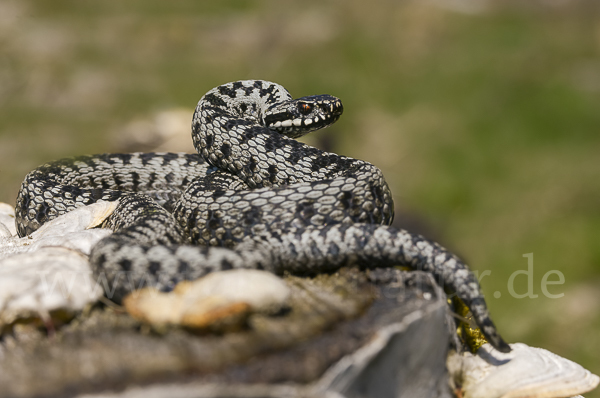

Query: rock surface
<box><xmin>0</xmin><ymin>202</ymin><xmax>116</xmax><ymax>331</ymax></box>
<box><xmin>0</xmin><ymin>269</ymin><xmax>453</xmax><ymax>398</ymax></box>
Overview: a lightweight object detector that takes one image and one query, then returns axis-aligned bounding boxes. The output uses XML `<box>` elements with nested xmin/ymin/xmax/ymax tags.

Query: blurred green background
<box><xmin>0</xmin><ymin>0</ymin><xmax>599</xmax><ymax>393</ymax></box>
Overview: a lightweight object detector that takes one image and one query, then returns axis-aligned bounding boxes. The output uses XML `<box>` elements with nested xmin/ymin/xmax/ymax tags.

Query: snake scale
<box><xmin>15</xmin><ymin>80</ymin><xmax>510</xmax><ymax>352</ymax></box>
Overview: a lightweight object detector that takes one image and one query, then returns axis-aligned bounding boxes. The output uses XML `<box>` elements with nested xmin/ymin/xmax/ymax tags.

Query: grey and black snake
<box><xmin>15</xmin><ymin>80</ymin><xmax>510</xmax><ymax>352</ymax></box>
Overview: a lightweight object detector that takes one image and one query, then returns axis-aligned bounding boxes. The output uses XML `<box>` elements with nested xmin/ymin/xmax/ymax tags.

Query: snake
<box><xmin>15</xmin><ymin>79</ymin><xmax>510</xmax><ymax>353</ymax></box>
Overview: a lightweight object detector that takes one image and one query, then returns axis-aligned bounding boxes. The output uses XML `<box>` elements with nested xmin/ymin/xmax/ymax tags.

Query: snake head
<box><xmin>263</xmin><ymin>94</ymin><xmax>343</xmax><ymax>138</ymax></box>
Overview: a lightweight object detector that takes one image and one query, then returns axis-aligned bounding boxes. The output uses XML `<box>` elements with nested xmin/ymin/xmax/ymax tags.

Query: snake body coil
<box><xmin>15</xmin><ymin>80</ymin><xmax>510</xmax><ymax>352</ymax></box>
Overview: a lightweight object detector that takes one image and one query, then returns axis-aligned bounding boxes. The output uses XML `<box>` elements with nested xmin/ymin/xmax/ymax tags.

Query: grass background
<box><xmin>0</xmin><ymin>0</ymin><xmax>599</xmax><ymax>393</ymax></box>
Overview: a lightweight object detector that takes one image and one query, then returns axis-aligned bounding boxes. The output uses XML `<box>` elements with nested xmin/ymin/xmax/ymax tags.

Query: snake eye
<box><xmin>298</xmin><ymin>102</ymin><xmax>313</xmax><ymax>115</ymax></box>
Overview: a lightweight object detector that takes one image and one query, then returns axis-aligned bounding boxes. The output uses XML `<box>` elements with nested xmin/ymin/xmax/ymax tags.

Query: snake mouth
<box><xmin>265</xmin><ymin>95</ymin><xmax>343</xmax><ymax>137</ymax></box>
<box><xmin>267</xmin><ymin>113</ymin><xmax>340</xmax><ymax>129</ymax></box>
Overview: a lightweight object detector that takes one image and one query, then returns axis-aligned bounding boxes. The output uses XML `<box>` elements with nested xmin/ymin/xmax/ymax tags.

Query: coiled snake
<box><xmin>15</xmin><ymin>80</ymin><xmax>510</xmax><ymax>352</ymax></box>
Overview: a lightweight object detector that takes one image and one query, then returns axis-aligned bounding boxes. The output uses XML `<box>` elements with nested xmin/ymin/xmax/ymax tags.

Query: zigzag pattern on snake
<box><xmin>15</xmin><ymin>80</ymin><xmax>510</xmax><ymax>352</ymax></box>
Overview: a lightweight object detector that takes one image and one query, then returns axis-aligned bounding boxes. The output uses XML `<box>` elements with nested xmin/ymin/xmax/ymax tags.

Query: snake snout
<box><xmin>320</xmin><ymin>99</ymin><xmax>343</xmax><ymax>118</ymax></box>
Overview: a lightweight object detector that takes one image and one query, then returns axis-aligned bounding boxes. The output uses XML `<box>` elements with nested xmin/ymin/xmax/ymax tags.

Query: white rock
<box><xmin>0</xmin><ymin>202</ymin><xmax>17</xmax><ymax>237</ymax></box>
<box><xmin>0</xmin><ymin>201</ymin><xmax>117</xmax><ymax>328</ymax></box>
<box><xmin>0</xmin><ymin>201</ymin><xmax>117</xmax><ymax>259</ymax></box>
<box><xmin>447</xmin><ymin>343</ymin><xmax>600</xmax><ymax>398</ymax></box>
<box><xmin>123</xmin><ymin>269</ymin><xmax>291</xmax><ymax>328</ymax></box>
<box><xmin>186</xmin><ymin>269</ymin><xmax>291</xmax><ymax>312</ymax></box>
<box><xmin>0</xmin><ymin>222</ymin><xmax>11</xmax><ymax>238</ymax></box>
<box><xmin>0</xmin><ymin>248</ymin><xmax>103</xmax><ymax>327</ymax></box>
<box><xmin>32</xmin><ymin>200</ymin><xmax>117</xmax><ymax>238</ymax></box>
<box><xmin>25</xmin><ymin>229</ymin><xmax>113</xmax><ymax>255</ymax></box>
